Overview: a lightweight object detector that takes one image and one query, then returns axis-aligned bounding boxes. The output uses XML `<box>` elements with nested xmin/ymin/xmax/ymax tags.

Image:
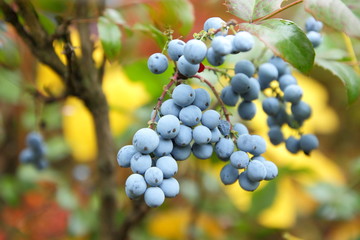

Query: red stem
<box><xmin>253</xmin><ymin>0</ymin><xmax>304</xmax><ymax>23</ymax></box>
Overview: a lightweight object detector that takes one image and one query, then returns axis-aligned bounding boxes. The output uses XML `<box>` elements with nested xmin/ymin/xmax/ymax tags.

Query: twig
<box><xmin>205</xmin><ymin>66</ymin><xmax>232</xmax><ymax>79</ymax></box>
<box><xmin>148</xmin><ymin>72</ymin><xmax>179</xmax><ymax>129</ymax></box>
<box><xmin>253</xmin><ymin>0</ymin><xmax>304</xmax><ymax>23</ymax></box>
<box><xmin>193</xmin><ymin>74</ymin><xmax>232</xmax><ymax>124</ymax></box>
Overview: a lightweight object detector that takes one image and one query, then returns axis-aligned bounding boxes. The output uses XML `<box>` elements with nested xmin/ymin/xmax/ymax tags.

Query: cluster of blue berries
<box><xmin>19</xmin><ymin>132</ymin><xmax>48</xmax><ymax>170</ymax></box>
<box><xmin>147</xmin><ymin>17</ymin><xmax>254</xmax><ymax>78</ymax></box>
<box><xmin>305</xmin><ymin>16</ymin><xmax>323</xmax><ymax>48</ymax></box>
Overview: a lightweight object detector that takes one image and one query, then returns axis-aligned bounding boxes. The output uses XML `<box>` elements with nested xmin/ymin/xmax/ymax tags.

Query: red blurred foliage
<box><xmin>1</xmin><ymin>181</ymin><xmax>69</xmax><ymax>240</ymax></box>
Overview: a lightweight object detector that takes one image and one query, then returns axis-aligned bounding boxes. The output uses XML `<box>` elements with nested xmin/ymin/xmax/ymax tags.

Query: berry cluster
<box><xmin>118</xmin><ymin>16</ymin><xmax>320</xmax><ymax>207</ymax></box>
<box><xmin>19</xmin><ymin>132</ymin><xmax>48</xmax><ymax>170</ymax></box>
<box><xmin>305</xmin><ymin>16</ymin><xmax>323</xmax><ymax>48</ymax></box>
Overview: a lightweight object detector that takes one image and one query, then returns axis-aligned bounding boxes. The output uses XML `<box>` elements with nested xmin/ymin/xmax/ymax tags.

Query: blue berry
<box><xmin>201</xmin><ymin>110</ymin><xmax>221</xmax><ymax>129</ymax></box>
<box><xmin>220</xmin><ymin>86</ymin><xmax>239</xmax><ymax>106</ymax></box>
<box><xmin>177</xmin><ymin>55</ymin><xmax>199</xmax><ymax>77</ymax></box>
<box><xmin>240</xmin><ymin>77</ymin><xmax>260</xmax><ymax>101</ymax></box>
<box><xmin>19</xmin><ymin>148</ymin><xmax>35</xmax><ymax>164</ymax></box>
<box><xmin>160</xmin><ymin>99</ymin><xmax>181</xmax><ymax>117</ymax></box>
<box><xmin>258</xmin><ymin>63</ymin><xmax>278</xmax><ymax>89</ymax></box>
<box><xmin>183</xmin><ymin>39</ymin><xmax>207</xmax><ymax>64</ymax></box>
<box><xmin>299</xmin><ymin>134</ymin><xmax>319</xmax><ymax>154</ymax></box>
<box><xmin>215</xmin><ymin>137</ymin><xmax>235</xmax><ymax>161</ymax></box>
<box><xmin>268</xmin><ymin>126</ymin><xmax>284</xmax><ymax>145</ymax></box>
<box><xmin>285</xmin><ymin>136</ymin><xmax>301</xmax><ymax>154</ymax></box>
<box><xmin>234</xmin><ymin>59</ymin><xmax>255</xmax><ymax>77</ymax></box>
<box><xmin>233</xmin><ymin>31</ymin><xmax>254</xmax><ymax>52</ymax></box>
<box><xmin>117</xmin><ymin>145</ymin><xmax>137</xmax><ymax>168</ymax></box>
<box><xmin>268</xmin><ymin>56</ymin><xmax>289</xmax><ymax>77</ymax></box>
<box><xmin>212</xmin><ymin>36</ymin><xmax>232</xmax><ymax>55</ymax></box>
<box><xmin>305</xmin><ymin>17</ymin><xmax>323</xmax><ymax>33</ymax></box>
<box><xmin>144</xmin><ymin>187</ymin><xmax>165</xmax><ymax>207</ymax></box>
<box><xmin>230</xmin><ymin>151</ymin><xmax>249</xmax><ymax>169</ymax></box>
<box><xmin>147</xmin><ymin>53</ymin><xmax>168</xmax><ymax>74</ymax></box>
<box><xmin>307</xmin><ymin>31</ymin><xmax>322</xmax><ymax>48</ymax></box>
<box><xmin>26</xmin><ymin>132</ymin><xmax>43</xmax><ymax>151</ymax></box>
<box><xmin>156</xmin><ymin>115</ymin><xmax>180</xmax><ymax>139</ymax></box>
<box><xmin>231</xmin><ymin>73</ymin><xmax>251</xmax><ymax>94</ymax></box>
<box><xmin>206</xmin><ymin>47</ymin><xmax>225</xmax><ymax>66</ymax></box>
<box><xmin>193</xmin><ymin>88</ymin><xmax>211</xmax><ymax>111</ymax></box>
<box><xmin>156</xmin><ymin>156</ymin><xmax>178</xmax><ymax>178</ymax></box>
<box><xmin>153</xmin><ymin>137</ymin><xmax>173</xmax><ymax>157</ymax></box>
<box><xmin>171</xmin><ymin>144</ymin><xmax>192</xmax><ymax>161</ymax></box>
<box><xmin>160</xmin><ymin>177</ymin><xmax>180</xmax><ymax>198</ymax></box>
<box><xmin>192</xmin><ymin>143</ymin><xmax>213</xmax><ymax>159</ymax></box>
<box><xmin>220</xmin><ymin>164</ymin><xmax>239</xmax><ymax>185</ymax></box>
<box><xmin>210</xmin><ymin>127</ymin><xmax>222</xmax><ymax>143</ymax></box>
<box><xmin>167</xmin><ymin>39</ymin><xmax>185</xmax><ymax>61</ymax></box>
<box><xmin>233</xmin><ymin>123</ymin><xmax>249</xmax><ymax>135</ymax></box>
<box><xmin>261</xmin><ymin>160</ymin><xmax>278</xmax><ymax>180</ymax></box>
<box><xmin>278</xmin><ymin>74</ymin><xmax>297</xmax><ymax>91</ymax></box>
<box><xmin>291</xmin><ymin>101</ymin><xmax>312</xmax><ymax>121</ymax></box>
<box><xmin>130</xmin><ymin>152</ymin><xmax>152</xmax><ymax>174</ymax></box>
<box><xmin>173</xmin><ymin>125</ymin><xmax>193</xmax><ymax>146</ymax></box>
<box><xmin>218</xmin><ymin>120</ymin><xmax>231</xmax><ymax>136</ymax></box>
<box><xmin>132</xmin><ymin>128</ymin><xmax>159</xmax><ymax>154</ymax></box>
<box><xmin>249</xmin><ymin>135</ymin><xmax>267</xmax><ymax>156</ymax></box>
<box><xmin>284</xmin><ymin>85</ymin><xmax>303</xmax><ymax>104</ymax></box>
<box><xmin>203</xmin><ymin>17</ymin><xmax>227</xmax><ymax>36</ymax></box>
<box><xmin>247</xmin><ymin>160</ymin><xmax>267</xmax><ymax>181</ymax></box>
<box><xmin>238</xmin><ymin>101</ymin><xmax>256</xmax><ymax>120</ymax></box>
<box><xmin>172</xmin><ymin>84</ymin><xmax>195</xmax><ymax>107</ymax></box>
<box><xmin>144</xmin><ymin>167</ymin><xmax>164</xmax><ymax>187</ymax></box>
<box><xmin>125</xmin><ymin>174</ymin><xmax>147</xmax><ymax>199</ymax></box>
<box><xmin>179</xmin><ymin>105</ymin><xmax>202</xmax><ymax>127</ymax></box>
<box><xmin>193</xmin><ymin>125</ymin><xmax>212</xmax><ymax>144</ymax></box>
<box><xmin>238</xmin><ymin>171</ymin><xmax>260</xmax><ymax>191</ymax></box>
<box><xmin>262</xmin><ymin>97</ymin><xmax>280</xmax><ymax>116</ymax></box>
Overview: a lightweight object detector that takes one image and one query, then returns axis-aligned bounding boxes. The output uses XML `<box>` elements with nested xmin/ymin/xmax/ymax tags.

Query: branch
<box><xmin>0</xmin><ymin>0</ymin><xmax>66</xmax><ymax>78</ymax></box>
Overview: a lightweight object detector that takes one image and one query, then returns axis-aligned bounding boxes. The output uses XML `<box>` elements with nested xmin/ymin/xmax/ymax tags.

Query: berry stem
<box><xmin>148</xmin><ymin>72</ymin><xmax>179</xmax><ymax>129</ymax></box>
<box><xmin>193</xmin><ymin>74</ymin><xmax>232</xmax><ymax>124</ymax></box>
<box><xmin>205</xmin><ymin>66</ymin><xmax>232</xmax><ymax>79</ymax></box>
<box><xmin>253</xmin><ymin>0</ymin><xmax>304</xmax><ymax>23</ymax></box>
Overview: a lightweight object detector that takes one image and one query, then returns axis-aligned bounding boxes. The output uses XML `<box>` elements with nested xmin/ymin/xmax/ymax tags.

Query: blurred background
<box><xmin>0</xmin><ymin>0</ymin><xmax>359</xmax><ymax>239</ymax></box>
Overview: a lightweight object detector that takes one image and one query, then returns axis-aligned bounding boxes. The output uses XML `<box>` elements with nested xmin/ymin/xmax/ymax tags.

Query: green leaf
<box><xmin>97</xmin><ymin>16</ymin><xmax>122</xmax><ymax>61</ymax></box>
<box><xmin>240</xmin><ymin>19</ymin><xmax>315</xmax><ymax>73</ymax></box>
<box><xmin>133</xmin><ymin>23</ymin><xmax>167</xmax><ymax>48</ymax></box>
<box><xmin>249</xmin><ymin>180</ymin><xmax>278</xmax><ymax>216</ymax></box>
<box><xmin>304</xmin><ymin>0</ymin><xmax>360</xmax><ymax>39</ymax></box>
<box><xmin>0</xmin><ymin>36</ymin><xmax>21</xmax><ymax>68</ymax></box>
<box><xmin>315</xmin><ymin>59</ymin><xmax>360</xmax><ymax>104</ymax></box>
<box><xmin>342</xmin><ymin>0</ymin><xmax>360</xmax><ymax>19</ymax></box>
<box><xmin>123</xmin><ymin>59</ymin><xmax>172</xmax><ymax>98</ymax></box>
<box><xmin>38</xmin><ymin>13</ymin><xmax>56</xmax><ymax>35</ymax></box>
<box><xmin>225</xmin><ymin>0</ymin><xmax>284</xmax><ymax>22</ymax></box>
<box><xmin>0</xmin><ymin>68</ymin><xmax>21</xmax><ymax>103</ymax></box>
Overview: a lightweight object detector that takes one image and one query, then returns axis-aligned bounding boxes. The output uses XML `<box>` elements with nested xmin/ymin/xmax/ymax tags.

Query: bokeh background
<box><xmin>0</xmin><ymin>0</ymin><xmax>360</xmax><ymax>239</ymax></box>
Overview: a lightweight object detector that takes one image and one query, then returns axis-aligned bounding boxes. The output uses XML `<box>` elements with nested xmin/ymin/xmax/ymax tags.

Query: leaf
<box><xmin>249</xmin><ymin>180</ymin><xmax>278</xmax><ymax>217</ymax></box>
<box><xmin>304</xmin><ymin>0</ymin><xmax>360</xmax><ymax>39</ymax></box>
<box><xmin>122</xmin><ymin>59</ymin><xmax>172</xmax><ymax>98</ymax></box>
<box><xmin>146</xmin><ymin>0</ymin><xmax>194</xmax><ymax>36</ymax></box>
<box><xmin>225</xmin><ymin>0</ymin><xmax>284</xmax><ymax>22</ymax></box>
<box><xmin>97</xmin><ymin>16</ymin><xmax>122</xmax><ymax>61</ymax></box>
<box><xmin>132</xmin><ymin>23</ymin><xmax>167</xmax><ymax>48</ymax></box>
<box><xmin>240</xmin><ymin>19</ymin><xmax>315</xmax><ymax>73</ymax></box>
<box><xmin>104</xmin><ymin>8</ymin><xmax>126</xmax><ymax>25</ymax></box>
<box><xmin>316</xmin><ymin>59</ymin><xmax>360</xmax><ymax>103</ymax></box>
<box><xmin>342</xmin><ymin>0</ymin><xmax>360</xmax><ymax>19</ymax></box>
<box><xmin>38</xmin><ymin>13</ymin><xmax>56</xmax><ymax>35</ymax></box>
<box><xmin>0</xmin><ymin>68</ymin><xmax>21</xmax><ymax>103</ymax></box>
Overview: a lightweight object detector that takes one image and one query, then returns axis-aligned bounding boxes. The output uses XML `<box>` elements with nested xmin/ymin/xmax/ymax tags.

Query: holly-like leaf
<box><xmin>97</xmin><ymin>16</ymin><xmax>122</xmax><ymax>61</ymax></box>
<box><xmin>240</xmin><ymin>19</ymin><xmax>315</xmax><ymax>73</ymax></box>
<box><xmin>304</xmin><ymin>0</ymin><xmax>360</xmax><ymax>39</ymax></box>
<box><xmin>225</xmin><ymin>0</ymin><xmax>284</xmax><ymax>22</ymax></box>
<box><xmin>316</xmin><ymin>59</ymin><xmax>360</xmax><ymax>104</ymax></box>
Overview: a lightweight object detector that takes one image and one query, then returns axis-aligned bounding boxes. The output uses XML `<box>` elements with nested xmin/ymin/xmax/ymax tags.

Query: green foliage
<box><xmin>37</xmin><ymin>13</ymin><xmax>56</xmax><ymax>34</ymax></box>
<box><xmin>304</xmin><ymin>0</ymin><xmax>360</xmax><ymax>39</ymax></box>
<box><xmin>316</xmin><ymin>59</ymin><xmax>360</xmax><ymax>104</ymax></box>
<box><xmin>240</xmin><ymin>19</ymin><xmax>315</xmax><ymax>73</ymax></box>
<box><xmin>0</xmin><ymin>68</ymin><xmax>21</xmax><ymax>103</ymax></box>
<box><xmin>0</xmin><ymin>36</ymin><xmax>21</xmax><ymax>68</ymax></box>
<box><xmin>98</xmin><ymin>16</ymin><xmax>122</xmax><ymax>61</ymax></box>
<box><xmin>225</xmin><ymin>0</ymin><xmax>284</xmax><ymax>22</ymax></box>
<box><xmin>249</xmin><ymin>179</ymin><xmax>277</xmax><ymax>216</ymax></box>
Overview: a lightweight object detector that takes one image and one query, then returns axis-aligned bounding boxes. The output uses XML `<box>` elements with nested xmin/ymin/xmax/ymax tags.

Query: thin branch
<box><xmin>193</xmin><ymin>74</ymin><xmax>232</xmax><ymax>124</ymax></box>
<box><xmin>148</xmin><ymin>72</ymin><xmax>179</xmax><ymax>129</ymax></box>
<box><xmin>253</xmin><ymin>0</ymin><xmax>304</xmax><ymax>23</ymax></box>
